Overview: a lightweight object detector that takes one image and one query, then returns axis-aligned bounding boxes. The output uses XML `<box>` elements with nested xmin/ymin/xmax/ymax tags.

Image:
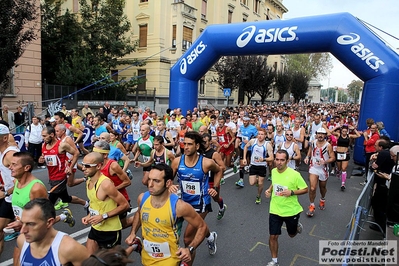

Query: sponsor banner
<box><xmin>13</xmin><ymin>126</ymin><xmax>95</xmax><ymax>151</ymax></box>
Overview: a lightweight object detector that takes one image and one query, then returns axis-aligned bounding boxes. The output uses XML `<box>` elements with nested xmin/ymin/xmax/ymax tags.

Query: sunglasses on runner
<box><xmin>82</xmin><ymin>163</ymin><xmax>98</xmax><ymax>168</ymax></box>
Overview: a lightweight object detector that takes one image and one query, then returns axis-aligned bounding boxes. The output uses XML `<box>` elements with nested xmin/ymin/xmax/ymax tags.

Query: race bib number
<box><xmin>133</xmin><ymin>129</ymin><xmax>139</xmax><ymax>135</ymax></box>
<box><xmin>113</xmin><ymin>124</ymin><xmax>119</xmax><ymax>130</ymax></box>
<box><xmin>337</xmin><ymin>153</ymin><xmax>347</xmax><ymax>160</ymax></box>
<box><xmin>88</xmin><ymin>207</ymin><xmax>99</xmax><ymax>217</ymax></box>
<box><xmin>12</xmin><ymin>206</ymin><xmax>23</xmax><ymax>220</ymax></box>
<box><xmin>273</xmin><ymin>184</ymin><xmax>288</xmax><ymax>196</ymax></box>
<box><xmin>181</xmin><ymin>180</ymin><xmax>201</xmax><ymax>195</ymax></box>
<box><xmin>143</xmin><ymin>240</ymin><xmax>171</xmax><ymax>259</ymax></box>
<box><xmin>143</xmin><ymin>155</ymin><xmax>150</xmax><ymax>163</ymax></box>
<box><xmin>218</xmin><ymin>136</ymin><xmax>225</xmax><ymax>143</ymax></box>
<box><xmin>180</xmin><ymin>137</ymin><xmax>184</xmax><ymax>143</ymax></box>
<box><xmin>45</xmin><ymin>155</ymin><xmax>58</xmax><ymax>166</ymax></box>
<box><xmin>242</xmin><ymin>136</ymin><xmax>249</xmax><ymax>141</ymax></box>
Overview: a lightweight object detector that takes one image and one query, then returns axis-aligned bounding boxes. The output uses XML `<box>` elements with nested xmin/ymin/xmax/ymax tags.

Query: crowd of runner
<box><xmin>0</xmin><ymin>100</ymin><xmax>397</xmax><ymax>266</ymax></box>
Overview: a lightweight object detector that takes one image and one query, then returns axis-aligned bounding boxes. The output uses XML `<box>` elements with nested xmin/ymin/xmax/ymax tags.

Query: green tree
<box><xmin>290</xmin><ymin>72</ymin><xmax>310</xmax><ymax>103</ymax></box>
<box><xmin>320</xmin><ymin>87</ymin><xmax>337</xmax><ymax>102</ymax></box>
<box><xmin>41</xmin><ymin>0</ymin><xmax>142</xmax><ymax>99</ymax></box>
<box><xmin>211</xmin><ymin>56</ymin><xmax>240</xmax><ymax>92</ymax></box>
<box><xmin>274</xmin><ymin>70</ymin><xmax>291</xmax><ymax>103</ymax></box>
<box><xmin>257</xmin><ymin>65</ymin><xmax>275</xmax><ymax>104</ymax></box>
<box><xmin>0</xmin><ymin>0</ymin><xmax>37</xmax><ymax>105</ymax></box>
<box><xmin>337</xmin><ymin>90</ymin><xmax>348</xmax><ymax>103</ymax></box>
<box><xmin>41</xmin><ymin>1</ymin><xmax>83</xmax><ymax>83</ymax></box>
<box><xmin>347</xmin><ymin>79</ymin><xmax>363</xmax><ymax>103</ymax></box>
<box><xmin>285</xmin><ymin>53</ymin><xmax>332</xmax><ymax>80</ymax></box>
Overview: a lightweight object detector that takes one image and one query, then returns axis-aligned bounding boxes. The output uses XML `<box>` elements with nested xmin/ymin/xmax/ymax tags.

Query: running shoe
<box><xmin>180</xmin><ymin>262</ymin><xmax>189</xmax><ymax>266</ymax></box>
<box><xmin>306</xmin><ymin>204</ymin><xmax>315</xmax><ymax>217</ymax></box>
<box><xmin>54</xmin><ymin>200</ymin><xmax>69</xmax><ymax>211</ymax></box>
<box><xmin>4</xmin><ymin>232</ymin><xmax>19</xmax><ymax>242</ymax></box>
<box><xmin>319</xmin><ymin>199</ymin><xmax>326</xmax><ymax>210</ymax></box>
<box><xmin>216</xmin><ymin>204</ymin><xmax>227</xmax><ymax>220</ymax></box>
<box><xmin>267</xmin><ymin>261</ymin><xmax>279</xmax><ymax>266</ymax></box>
<box><xmin>255</xmin><ymin>196</ymin><xmax>261</xmax><ymax>204</ymax></box>
<box><xmin>297</xmin><ymin>222</ymin><xmax>303</xmax><ymax>234</ymax></box>
<box><xmin>341</xmin><ymin>185</ymin><xmax>346</xmax><ymax>191</ymax></box>
<box><xmin>235</xmin><ymin>179</ymin><xmax>244</xmax><ymax>188</ymax></box>
<box><xmin>131</xmin><ymin>236</ymin><xmax>142</xmax><ymax>254</ymax></box>
<box><xmin>330</xmin><ymin>169</ymin><xmax>335</xmax><ymax>175</ymax></box>
<box><xmin>233</xmin><ymin>164</ymin><xmax>238</xmax><ymax>173</ymax></box>
<box><xmin>63</xmin><ymin>208</ymin><xmax>76</xmax><ymax>227</ymax></box>
<box><xmin>220</xmin><ymin>177</ymin><xmax>225</xmax><ymax>185</ymax></box>
<box><xmin>207</xmin><ymin>231</ymin><xmax>218</xmax><ymax>255</ymax></box>
<box><xmin>126</xmin><ymin>169</ymin><xmax>134</xmax><ymax>180</ymax></box>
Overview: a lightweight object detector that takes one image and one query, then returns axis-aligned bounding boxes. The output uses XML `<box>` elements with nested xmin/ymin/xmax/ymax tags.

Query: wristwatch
<box><xmin>102</xmin><ymin>213</ymin><xmax>109</xmax><ymax>220</ymax></box>
<box><xmin>291</xmin><ymin>190</ymin><xmax>295</xmax><ymax>196</ymax></box>
<box><xmin>188</xmin><ymin>246</ymin><xmax>195</xmax><ymax>254</ymax></box>
<box><xmin>4</xmin><ymin>191</ymin><xmax>9</xmax><ymax>197</ymax></box>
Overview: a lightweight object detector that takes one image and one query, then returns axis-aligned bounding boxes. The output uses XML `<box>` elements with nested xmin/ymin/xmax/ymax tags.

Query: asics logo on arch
<box><xmin>337</xmin><ymin>33</ymin><xmax>385</xmax><ymax>71</ymax></box>
<box><xmin>236</xmin><ymin>25</ymin><xmax>298</xmax><ymax>48</ymax></box>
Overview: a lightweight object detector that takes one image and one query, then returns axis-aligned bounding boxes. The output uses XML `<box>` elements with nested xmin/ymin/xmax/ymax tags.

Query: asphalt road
<box><xmin>0</xmin><ymin>156</ymin><xmax>369</xmax><ymax>266</ymax></box>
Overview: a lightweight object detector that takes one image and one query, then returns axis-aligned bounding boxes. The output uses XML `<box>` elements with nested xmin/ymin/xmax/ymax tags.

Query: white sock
<box><xmin>272</xmin><ymin>258</ymin><xmax>278</xmax><ymax>263</ymax></box>
<box><xmin>59</xmin><ymin>214</ymin><xmax>66</xmax><ymax>221</ymax></box>
<box><xmin>84</xmin><ymin>201</ymin><xmax>89</xmax><ymax>208</ymax></box>
<box><xmin>207</xmin><ymin>233</ymin><xmax>214</xmax><ymax>242</ymax></box>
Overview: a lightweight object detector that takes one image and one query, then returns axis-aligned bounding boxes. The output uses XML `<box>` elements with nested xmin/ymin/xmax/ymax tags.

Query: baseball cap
<box><xmin>243</xmin><ymin>116</ymin><xmax>251</xmax><ymax>121</ymax></box>
<box><xmin>49</xmin><ymin>117</ymin><xmax>56</xmax><ymax>122</ymax></box>
<box><xmin>0</xmin><ymin>124</ymin><xmax>10</xmax><ymax>134</ymax></box>
<box><xmin>316</xmin><ymin>127</ymin><xmax>327</xmax><ymax>134</ymax></box>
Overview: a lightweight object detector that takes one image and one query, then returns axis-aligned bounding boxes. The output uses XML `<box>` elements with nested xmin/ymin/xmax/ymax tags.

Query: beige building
<box><xmin>3</xmin><ymin>4</ymin><xmax>42</xmax><ymax>116</ymax></box>
<box><xmin>307</xmin><ymin>78</ymin><xmax>322</xmax><ymax>103</ymax></box>
<box><xmin>62</xmin><ymin>0</ymin><xmax>288</xmax><ymax>112</ymax></box>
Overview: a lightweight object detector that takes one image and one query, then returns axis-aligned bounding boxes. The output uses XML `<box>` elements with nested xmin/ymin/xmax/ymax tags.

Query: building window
<box><xmin>182</xmin><ymin>26</ymin><xmax>192</xmax><ymax>50</ymax></box>
<box><xmin>139</xmin><ymin>24</ymin><xmax>148</xmax><ymax>47</ymax></box>
<box><xmin>137</xmin><ymin>69</ymin><xmax>146</xmax><ymax>91</ymax></box>
<box><xmin>2</xmin><ymin>68</ymin><xmax>14</xmax><ymax>95</ymax></box>
<box><xmin>111</xmin><ymin>70</ymin><xmax>118</xmax><ymax>83</ymax></box>
<box><xmin>254</xmin><ymin>0</ymin><xmax>260</xmax><ymax>14</ymax></box>
<box><xmin>140</xmin><ymin>0</ymin><xmax>148</xmax><ymax>2</ymax></box>
<box><xmin>201</xmin><ymin>0</ymin><xmax>207</xmax><ymax>19</ymax></box>
<box><xmin>73</xmin><ymin>0</ymin><xmax>79</xmax><ymax>12</ymax></box>
<box><xmin>266</xmin><ymin>8</ymin><xmax>270</xmax><ymax>20</ymax></box>
<box><xmin>240</xmin><ymin>0</ymin><xmax>248</xmax><ymax>6</ymax></box>
<box><xmin>172</xmin><ymin>25</ymin><xmax>176</xmax><ymax>48</ymax></box>
<box><xmin>243</xmin><ymin>16</ymin><xmax>247</xmax><ymax>22</ymax></box>
<box><xmin>228</xmin><ymin>10</ymin><xmax>233</xmax><ymax>23</ymax></box>
<box><xmin>199</xmin><ymin>77</ymin><xmax>205</xmax><ymax>95</ymax></box>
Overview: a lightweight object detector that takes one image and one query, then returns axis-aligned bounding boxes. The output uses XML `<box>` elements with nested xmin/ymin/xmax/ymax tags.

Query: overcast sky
<box><xmin>282</xmin><ymin>0</ymin><xmax>399</xmax><ymax>89</ymax></box>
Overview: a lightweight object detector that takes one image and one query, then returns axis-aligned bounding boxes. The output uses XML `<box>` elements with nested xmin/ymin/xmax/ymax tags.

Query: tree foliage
<box><xmin>211</xmin><ymin>56</ymin><xmax>240</xmax><ymax>92</ymax></box>
<box><xmin>274</xmin><ymin>70</ymin><xmax>291</xmax><ymax>103</ymax></box>
<box><xmin>347</xmin><ymin>79</ymin><xmax>363</xmax><ymax>103</ymax></box>
<box><xmin>0</xmin><ymin>0</ymin><xmax>37</xmax><ymax>95</ymax></box>
<box><xmin>41</xmin><ymin>0</ymin><xmax>143</xmax><ymax>100</ymax></box>
<box><xmin>290</xmin><ymin>72</ymin><xmax>310</xmax><ymax>103</ymax></box>
<box><xmin>337</xmin><ymin>90</ymin><xmax>348</xmax><ymax>103</ymax></box>
<box><xmin>285</xmin><ymin>53</ymin><xmax>332</xmax><ymax>80</ymax></box>
<box><xmin>211</xmin><ymin>55</ymin><xmax>275</xmax><ymax>104</ymax></box>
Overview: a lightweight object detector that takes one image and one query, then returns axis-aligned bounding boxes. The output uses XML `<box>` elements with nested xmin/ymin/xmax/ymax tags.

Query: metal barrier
<box><xmin>342</xmin><ymin>171</ymin><xmax>376</xmax><ymax>266</ymax></box>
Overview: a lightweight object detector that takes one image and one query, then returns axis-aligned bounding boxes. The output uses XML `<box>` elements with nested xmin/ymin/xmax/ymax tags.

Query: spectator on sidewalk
<box><xmin>14</xmin><ymin>106</ymin><xmax>26</xmax><ymax>134</ymax></box>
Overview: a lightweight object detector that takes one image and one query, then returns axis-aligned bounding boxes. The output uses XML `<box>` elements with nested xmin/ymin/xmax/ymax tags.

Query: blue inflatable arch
<box><xmin>169</xmin><ymin>12</ymin><xmax>399</xmax><ymax>164</ymax></box>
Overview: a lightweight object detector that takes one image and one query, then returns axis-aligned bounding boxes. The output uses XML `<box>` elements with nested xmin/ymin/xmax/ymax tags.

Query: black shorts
<box><xmin>269</xmin><ymin>213</ymin><xmax>300</xmax><ymax>235</ymax></box>
<box><xmin>249</xmin><ymin>165</ymin><xmax>267</xmax><ymax>177</ymax></box>
<box><xmin>192</xmin><ymin>203</ymin><xmax>212</xmax><ymax>214</ymax></box>
<box><xmin>0</xmin><ymin>199</ymin><xmax>14</xmax><ymax>220</ymax></box>
<box><xmin>48</xmin><ymin>179</ymin><xmax>72</xmax><ymax>204</ymax></box>
<box><xmin>88</xmin><ymin>227</ymin><xmax>121</xmax><ymax>249</ymax></box>
<box><xmin>239</xmin><ymin>148</ymin><xmax>251</xmax><ymax>160</ymax></box>
<box><xmin>74</xmin><ymin>136</ymin><xmax>83</xmax><ymax>144</ymax></box>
